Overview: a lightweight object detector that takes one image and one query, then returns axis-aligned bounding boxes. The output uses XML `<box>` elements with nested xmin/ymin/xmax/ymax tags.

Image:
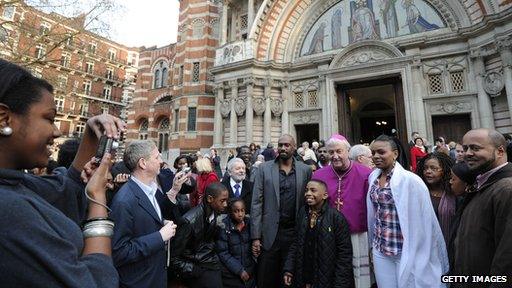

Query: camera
<box><xmin>95</xmin><ymin>135</ymin><xmax>119</xmax><ymax>163</ymax></box>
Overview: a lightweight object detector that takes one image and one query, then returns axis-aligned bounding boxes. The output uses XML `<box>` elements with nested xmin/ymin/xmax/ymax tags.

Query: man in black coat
<box><xmin>283</xmin><ymin>179</ymin><xmax>354</xmax><ymax>288</ymax></box>
<box><xmin>221</xmin><ymin>157</ymin><xmax>253</xmax><ymax>213</ymax></box>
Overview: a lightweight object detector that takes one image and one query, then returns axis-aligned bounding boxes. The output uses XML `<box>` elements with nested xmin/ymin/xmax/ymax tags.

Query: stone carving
<box><xmin>234</xmin><ymin>97</ymin><xmax>246</xmax><ymax>116</ymax></box>
<box><xmin>215</xmin><ymin>40</ymin><xmax>254</xmax><ymax>66</ymax></box>
<box><xmin>291</xmin><ymin>112</ymin><xmax>321</xmax><ymax>124</ymax></box>
<box><xmin>430</xmin><ymin>102</ymin><xmax>472</xmax><ymax>114</ymax></box>
<box><xmin>271</xmin><ymin>98</ymin><xmax>283</xmax><ymax>116</ymax></box>
<box><xmin>330</xmin><ymin>42</ymin><xmax>401</xmax><ymax>69</ymax></box>
<box><xmin>220</xmin><ymin>99</ymin><xmax>231</xmax><ymax>118</ymax></box>
<box><xmin>253</xmin><ymin>97</ymin><xmax>266</xmax><ymax>116</ymax></box>
<box><xmin>483</xmin><ymin>72</ymin><xmax>505</xmax><ymax>97</ymax></box>
<box><xmin>341</xmin><ymin>49</ymin><xmax>388</xmax><ymax>67</ymax></box>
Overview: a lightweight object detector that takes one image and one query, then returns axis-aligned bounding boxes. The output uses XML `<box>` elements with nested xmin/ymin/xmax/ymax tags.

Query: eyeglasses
<box><xmin>424</xmin><ymin>166</ymin><xmax>442</xmax><ymax>172</ymax></box>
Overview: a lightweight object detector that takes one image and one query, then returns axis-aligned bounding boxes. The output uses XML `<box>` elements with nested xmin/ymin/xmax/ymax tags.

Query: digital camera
<box><xmin>95</xmin><ymin>135</ymin><xmax>119</xmax><ymax>163</ymax></box>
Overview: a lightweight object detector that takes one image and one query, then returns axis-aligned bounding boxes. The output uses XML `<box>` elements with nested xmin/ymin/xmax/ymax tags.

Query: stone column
<box><xmin>263</xmin><ymin>80</ymin><xmax>272</xmax><ymax>145</ymax></box>
<box><xmin>230</xmin><ymin>81</ymin><xmax>238</xmax><ymax>146</ymax></box>
<box><xmin>281</xmin><ymin>82</ymin><xmax>290</xmax><ymax>134</ymax></box>
<box><xmin>472</xmin><ymin>55</ymin><xmax>495</xmax><ymax>129</ymax></box>
<box><xmin>221</xmin><ymin>1</ymin><xmax>229</xmax><ymax>45</ymax></box>
<box><xmin>499</xmin><ymin>40</ymin><xmax>512</xmax><ymax>121</ymax></box>
<box><xmin>411</xmin><ymin>59</ymin><xmax>428</xmax><ymax>138</ymax></box>
<box><xmin>248</xmin><ymin>0</ymin><xmax>255</xmax><ymax>33</ymax></box>
<box><xmin>245</xmin><ymin>79</ymin><xmax>254</xmax><ymax>143</ymax></box>
<box><xmin>213</xmin><ymin>85</ymin><xmax>224</xmax><ymax>146</ymax></box>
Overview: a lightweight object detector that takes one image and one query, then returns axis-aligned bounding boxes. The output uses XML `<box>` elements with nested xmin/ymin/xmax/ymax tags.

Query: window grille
<box><xmin>450</xmin><ymin>71</ymin><xmax>465</xmax><ymax>92</ymax></box>
<box><xmin>294</xmin><ymin>91</ymin><xmax>304</xmax><ymax>108</ymax></box>
<box><xmin>192</xmin><ymin>62</ymin><xmax>200</xmax><ymax>83</ymax></box>
<box><xmin>0</xmin><ymin>27</ymin><xmax>8</xmax><ymax>42</ymax></box>
<box><xmin>139</xmin><ymin>119</ymin><xmax>149</xmax><ymax>140</ymax></box>
<box><xmin>308</xmin><ymin>90</ymin><xmax>318</xmax><ymax>107</ymax></box>
<box><xmin>428</xmin><ymin>74</ymin><xmax>444</xmax><ymax>94</ymax></box>
<box><xmin>240</xmin><ymin>14</ymin><xmax>248</xmax><ymax>31</ymax></box>
<box><xmin>192</xmin><ymin>21</ymin><xmax>203</xmax><ymax>39</ymax></box>
<box><xmin>2</xmin><ymin>5</ymin><xmax>15</xmax><ymax>20</ymax></box>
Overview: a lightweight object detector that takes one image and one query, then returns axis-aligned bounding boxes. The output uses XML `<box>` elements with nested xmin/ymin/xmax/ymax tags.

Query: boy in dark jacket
<box><xmin>216</xmin><ymin>199</ymin><xmax>256</xmax><ymax>288</ymax></box>
<box><xmin>284</xmin><ymin>180</ymin><xmax>354</xmax><ymax>288</ymax></box>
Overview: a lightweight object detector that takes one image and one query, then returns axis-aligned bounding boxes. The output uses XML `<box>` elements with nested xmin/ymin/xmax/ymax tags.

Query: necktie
<box><xmin>234</xmin><ymin>183</ymin><xmax>241</xmax><ymax>197</ymax></box>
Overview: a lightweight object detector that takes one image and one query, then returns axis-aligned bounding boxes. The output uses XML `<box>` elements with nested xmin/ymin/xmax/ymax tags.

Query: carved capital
<box><xmin>228</xmin><ymin>80</ymin><xmax>238</xmax><ymax>88</ymax></box>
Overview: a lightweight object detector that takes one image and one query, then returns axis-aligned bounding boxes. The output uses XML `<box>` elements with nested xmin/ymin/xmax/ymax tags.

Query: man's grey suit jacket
<box><xmin>250</xmin><ymin>159</ymin><xmax>312</xmax><ymax>250</ymax></box>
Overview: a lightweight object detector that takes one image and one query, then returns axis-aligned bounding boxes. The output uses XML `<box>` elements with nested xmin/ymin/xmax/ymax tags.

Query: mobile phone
<box><xmin>182</xmin><ymin>167</ymin><xmax>191</xmax><ymax>173</ymax></box>
<box><xmin>95</xmin><ymin>135</ymin><xmax>119</xmax><ymax>163</ymax></box>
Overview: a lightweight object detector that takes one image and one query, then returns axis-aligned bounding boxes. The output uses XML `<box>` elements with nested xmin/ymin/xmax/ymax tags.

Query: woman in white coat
<box><xmin>368</xmin><ymin>135</ymin><xmax>448</xmax><ymax>288</ymax></box>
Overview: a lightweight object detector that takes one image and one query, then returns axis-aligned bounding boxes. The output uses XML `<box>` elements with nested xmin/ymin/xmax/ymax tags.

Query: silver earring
<box><xmin>0</xmin><ymin>126</ymin><xmax>13</xmax><ymax>136</ymax></box>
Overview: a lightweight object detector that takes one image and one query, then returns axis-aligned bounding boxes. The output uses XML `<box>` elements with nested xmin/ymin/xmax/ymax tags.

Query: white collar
<box><xmin>131</xmin><ymin>175</ymin><xmax>158</xmax><ymax>198</ymax></box>
<box><xmin>230</xmin><ymin>178</ymin><xmax>243</xmax><ymax>189</ymax></box>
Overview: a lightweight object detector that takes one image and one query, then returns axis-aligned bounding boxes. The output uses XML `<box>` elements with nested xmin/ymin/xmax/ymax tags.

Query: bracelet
<box><xmin>83</xmin><ymin>217</ymin><xmax>112</xmax><ymax>225</ymax></box>
<box><xmin>83</xmin><ymin>219</ymin><xmax>114</xmax><ymax>229</ymax></box>
<box><xmin>83</xmin><ymin>219</ymin><xmax>115</xmax><ymax>238</ymax></box>
<box><xmin>83</xmin><ymin>226</ymin><xmax>114</xmax><ymax>238</ymax></box>
<box><xmin>84</xmin><ymin>188</ymin><xmax>111</xmax><ymax>213</ymax></box>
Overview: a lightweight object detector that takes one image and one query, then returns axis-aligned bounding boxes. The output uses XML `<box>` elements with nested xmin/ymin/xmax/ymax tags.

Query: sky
<box><xmin>108</xmin><ymin>0</ymin><xmax>180</xmax><ymax>48</ymax></box>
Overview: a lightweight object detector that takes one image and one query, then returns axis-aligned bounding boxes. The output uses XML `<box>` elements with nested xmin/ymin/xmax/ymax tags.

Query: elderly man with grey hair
<box><xmin>110</xmin><ymin>140</ymin><xmax>189</xmax><ymax>288</ymax></box>
<box><xmin>221</xmin><ymin>157</ymin><xmax>254</xmax><ymax>213</ymax></box>
<box><xmin>349</xmin><ymin>144</ymin><xmax>374</xmax><ymax>169</ymax></box>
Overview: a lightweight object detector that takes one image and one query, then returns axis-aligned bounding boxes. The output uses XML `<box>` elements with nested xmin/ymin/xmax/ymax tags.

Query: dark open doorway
<box><xmin>295</xmin><ymin>124</ymin><xmax>319</xmax><ymax>145</ymax></box>
<box><xmin>336</xmin><ymin>77</ymin><xmax>407</xmax><ymax>145</ymax></box>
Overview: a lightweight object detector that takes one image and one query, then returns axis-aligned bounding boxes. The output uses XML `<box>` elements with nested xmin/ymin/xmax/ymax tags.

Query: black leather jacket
<box><xmin>170</xmin><ymin>203</ymin><xmax>220</xmax><ymax>279</ymax></box>
<box><xmin>284</xmin><ymin>202</ymin><xmax>354</xmax><ymax>288</ymax></box>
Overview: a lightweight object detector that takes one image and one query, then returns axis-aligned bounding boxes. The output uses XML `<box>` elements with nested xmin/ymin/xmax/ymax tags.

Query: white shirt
<box><xmin>302</xmin><ymin>148</ymin><xmax>317</xmax><ymax>162</ymax></box>
<box><xmin>131</xmin><ymin>176</ymin><xmax>162</xmax><ymax>220</ymax></box>
<box><xmin>230</xmin><ymin>178</ymin><xmax>243</xmax><ymax>197</ymax></box>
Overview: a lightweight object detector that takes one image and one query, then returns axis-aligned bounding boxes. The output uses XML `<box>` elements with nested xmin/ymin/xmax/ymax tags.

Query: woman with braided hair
<box><xmin>416</xmin><ymin>152</ymin><xmax>456</xmax><ymax>244</ymax></box>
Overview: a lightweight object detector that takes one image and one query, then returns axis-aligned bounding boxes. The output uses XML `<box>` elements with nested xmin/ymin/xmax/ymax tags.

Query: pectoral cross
<box><xmin>334</xmin><ymin>198</ymin><xmax>343</xmax><ymax>210</ymax></box>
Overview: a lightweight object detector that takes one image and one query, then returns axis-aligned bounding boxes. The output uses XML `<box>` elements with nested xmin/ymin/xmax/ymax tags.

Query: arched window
<box><xmin>161</xmin><ymin>67</ymin><xmax>168</xmax><ymax>87</ymax></box>
<box><xmin>153</xmin><ymin>61</ymin><xmax>169</xmax><ymax>89</ymax></box>
<box><xmin>139</xmin><ymin>119</ymin><xmax>149</xmax><ymax>140</ymax></box>
<box><xmin>154</xmin><ymin>70</ymin><xmax>161</xmax><ymax>89</ymax></box>
<box><xmin>158</xmin><ymin>118</ymin><xmax>170</xmax><ymax>156</ymax></box>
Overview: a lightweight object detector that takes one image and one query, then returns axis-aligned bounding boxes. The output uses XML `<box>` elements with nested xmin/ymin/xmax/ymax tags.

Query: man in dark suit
<box><xmin>221</xmin><ymin>157</ymin><xmax>253</xmax><ymax>213</ymax></box>
<box><xmin>111</xmin><ymin>140</ymin><xmax>188</xmax><ymax>288</ymax></box>
<box><xmin>251</xmin><ymin>134</ymin><xmax>313</xmax><ymax>287</ymax></box>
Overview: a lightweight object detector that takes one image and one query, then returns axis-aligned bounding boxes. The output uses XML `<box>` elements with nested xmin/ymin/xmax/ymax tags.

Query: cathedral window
<box><xmin>294</xmin><ymin>91</ymin><xmax>304</xmax><ymax>108</ymax></box>
<box><xmin>449</xmin><ymin>71</ymin><xmax>465</xmax><ymax>92</ymax></box>
<box><xmin>428</xmin><ymin>74</ymin><xmax>444</xmax><ymax>94</ymax></box>
<box><xmin>187</xmin><ymin>107</ymin><xmax>197</xmax><ymax>131</ymax></box>
<box><xmin>192</xmin><ymin>62</ymin><xmax>200</xmax><ymax>83</ymax></box>
<box><xmin>174</xmin><ymin>108</ymin><xmax>180</xmax><ymax>132</ymax></box>
<box><xmin>308</xmin><ymin>90</ymin><xmax>318</xmax><ymax>107</ymax></box>
<box><xmin>153</xmin><ymin>61</ymin><xmax>169</xmax><ymax>89</ymax></box>
<box><xmin>139</xmin><ymin>119</ymin><xmax>149</xmax><ymax>140</ymax></box>
<box><xmin>158</xmin><ymin>118</ymin><xmax>170</xmax><ymax>153</ymax></box>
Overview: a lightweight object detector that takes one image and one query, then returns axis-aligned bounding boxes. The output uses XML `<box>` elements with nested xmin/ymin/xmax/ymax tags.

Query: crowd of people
<box><xmin>1</xmin><ymin>58</ymin><xmax>511</xmax><ymax>288</ymax></box>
